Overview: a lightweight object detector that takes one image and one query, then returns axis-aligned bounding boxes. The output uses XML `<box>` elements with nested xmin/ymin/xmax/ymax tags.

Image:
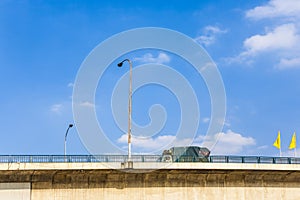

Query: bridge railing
<box><xmin>0</xmin><ymin>155</ymin><xmax>300</xmax><ymax>164</ymax></box>
<box><xmin>209</xmin><ymin>156</ymin><xmax>300</xmax><ymax>164</ymax></box>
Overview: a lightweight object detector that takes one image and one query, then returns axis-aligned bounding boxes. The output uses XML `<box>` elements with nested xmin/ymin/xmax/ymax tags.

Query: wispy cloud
<box><xmin>50</xmin><ymin>104</ymin><xmax>63</xmax><ymax>114</ymax></box>
<box><xmin>202</xmin><ymin>117</ymin><xmax>210</xmax><ymax>123</ymax></box>
<box><xmin>195</xmin><ymin>25</ymin><xmax>227</xmax><ymax>46</ymax></box>
<box><xmin>79</xmin><ymin>101</ymin><xmax>95</xmax><ymax>108</ymax></box>
<box><xmin>117</xmin><ymin>134</ymin><xmax>177</xmax><ymax>151</ymax></box>
<box><xmin>284</xmin><ymin>149</ymin><xmax>300</xmax><ymax>157</ymax></box>
<box><xmin>276</xmin><ymin>57</ymin><xmax>300</xmax><ymax>70</ymax></box>
<box><xmin>257</xmin><ymin>145</ymin><xmax>268</xmax><ymax>150</ymax></box>
<box><xmin>134</xmin><ymin>52</ymin><xmax>171</xmax><ymax>64</ymax></box>
<box><xmin>67</xmin><ymin>82</ymin><xmax>74</xmax><ymax>88</ymax></box>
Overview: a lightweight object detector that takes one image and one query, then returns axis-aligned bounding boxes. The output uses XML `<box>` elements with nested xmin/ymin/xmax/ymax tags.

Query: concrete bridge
<box><xmin>1</xmin><ymin>160</ymin><xmax>300</xmax><ymax>200</ymax></box>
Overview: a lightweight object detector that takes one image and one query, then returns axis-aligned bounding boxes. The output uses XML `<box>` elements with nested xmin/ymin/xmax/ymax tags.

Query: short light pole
<box><xmin>117</xmin><ymin>59</ymin><xmax>132</xmax><ymax>163</ymax></box>
<box><xmin>64</xmin><ymin>124</ymin><xmax>74</xmax><ymax>158</ymax></box>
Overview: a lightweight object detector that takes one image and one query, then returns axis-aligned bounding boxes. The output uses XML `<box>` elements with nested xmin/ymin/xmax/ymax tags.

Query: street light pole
<box><xmin>64</xmin><ymin>124</ymin><xmax>74</xmax><ymax>157</ymax></box>
<box><xmin>117</xmin><ymin>59</ymin><xmax>132</xmax><ymax>161</ymax></box>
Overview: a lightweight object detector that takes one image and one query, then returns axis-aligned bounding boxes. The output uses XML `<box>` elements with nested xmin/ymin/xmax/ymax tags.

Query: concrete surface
<box><xmin>0</xmin><ymin>162</ymin><xmax>300</xmax><ymax>199</ymax></box>
<box><xmin>0</xmin><ymin>183</ymin><xmax>30</xmax><ymax>200</ymax></box>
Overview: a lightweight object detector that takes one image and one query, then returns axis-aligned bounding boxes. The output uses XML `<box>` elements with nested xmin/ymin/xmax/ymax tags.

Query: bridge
<box><xmin>1</xmin><ymin>154</ymin><xmax>300</xmax><ymax>164</ymax></box>
<box><xmin>1</xmin><ymin>155</ymin><xmax>300</xmax><ymax>199</ymax></box>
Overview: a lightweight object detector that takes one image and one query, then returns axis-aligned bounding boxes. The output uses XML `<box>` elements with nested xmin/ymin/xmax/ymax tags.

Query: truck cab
<box><xmin>161</xmin><ymin>146</ymin><xmax>210</xmax><ymax>162</ymax></box>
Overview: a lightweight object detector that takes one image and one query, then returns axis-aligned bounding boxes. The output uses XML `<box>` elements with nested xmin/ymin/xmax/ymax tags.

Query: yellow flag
<box><xmin>273</xmin><ymin>131</ymin><xmax>281</xmax><ymax>149</ymax></box>
<box><xmin>289</xmin><ymin>132</ymin><xmax>296</xmax><ymax>149</ymax></box>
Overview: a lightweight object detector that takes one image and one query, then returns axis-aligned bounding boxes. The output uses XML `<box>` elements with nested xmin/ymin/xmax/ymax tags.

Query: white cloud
<box><xmin>117</xmin><ymin>129</ymin><xmax>255</xmax><ymax>155</ymax></box>
<box><xmin>194</xmin><ymin>130</ymin><xmax>256</xmax><ymax>155</ymax></box>
<box><xmin>50</xmin><ymin>104</ymin><xmax>63</xmax><ymax>114</ymax></box>
<box><xmin>79</xmin><ymin>101</ymin><xmax>95</xmax><ymax>108</ymax></box>
<box><xmin>243</xmin><ymin>23</ymin><xmax>299</xmax><ymax>56</ymax></box>
<box><xmin>230</xmin><ymin>23</ymin><xmax>300</xmax><ymax>66</ymax></box>
<box><xmin>67</xmin><ymin>82</ymin><xmax>74</xmax><ymax>88</ymax></box>
<box><xmin>257</xmin><ymin>145</ymin><xmax>268</xmax><ymax>150</ymax></box>
<box><xmin>212</xmin><ymin>130</ymin><xmax>255</xmax><ymax>154</ymax></box>
<box><xmin>118</xmin><ymin>134</ymin><xmax>196</xmax><ymax>153</ymax></box>
<box><xmin>276</xmin><ymin>57</ymin><xmax>300</xmax><ymax>70</ymax></box>
<box><xmin>134</xmin><ymin>52</ymin><xmax>171</xmax><ymax>64</ymax></box>
<box><xmin>202</xmin><ymin>117</ymin><xmax>210</xmax><ymax>123</ymax></box>
<box><xmin>216</xmin><ymin>130</ymin><xmax>255</xmax><ymax>145</ymax></box>
<box><xmin>231</xmin><ymin>0</ymin><xmax>300</xmax><ymax>69</ymax></box>
<box><xmin>118</xmin><ymin>134</ymin><xmax>177</xmax><ymax>151</ymax></box>
<box><xmin>246</xmin><ymin>0</ymin><xmax>300</xmax><ymax>20</ymax></box>
<box><xmin>195</xmin><ymin>25</ymin><xmax>227</xmax><ymax>46</ymax></box>
<box><xmin>284</xmin><ymin>148</ymin><xmax>300</xmax><ymax>157</ymax></box>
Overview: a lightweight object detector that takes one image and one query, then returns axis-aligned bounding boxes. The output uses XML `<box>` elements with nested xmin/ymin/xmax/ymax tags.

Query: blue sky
<box><xmin>1</xmin><ymin>0</ymin><xmax>300</xmax><ymax>156</ymax></box>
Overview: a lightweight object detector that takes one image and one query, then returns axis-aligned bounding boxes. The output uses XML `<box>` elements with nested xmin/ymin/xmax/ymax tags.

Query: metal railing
<box><xmin>0</xmin><ymin>155</ymin><xmax>300</xmax><ymax>164</ymax></box>
<box><xmin>208</xmin><ymin>156</ymin><xmax>300</xmax><ymax>164</ymax></box>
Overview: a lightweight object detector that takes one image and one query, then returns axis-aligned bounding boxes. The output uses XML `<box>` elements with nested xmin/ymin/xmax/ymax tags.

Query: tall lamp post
<box><xmin>64</xmin><ymin>124</ymin><xmax>74</xmax><ymax>157</ymax></box>
<box><xmin>117</xmin><ymin>59</ymin><xmax>132</xmax><ymax>162</ymax></box>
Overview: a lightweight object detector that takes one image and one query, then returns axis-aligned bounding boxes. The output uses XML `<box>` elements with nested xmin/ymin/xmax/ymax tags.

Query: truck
<box><xmin>161</xmin><ymin>146</ymin><xmax>210</xmax><ymax>162</ymax></box>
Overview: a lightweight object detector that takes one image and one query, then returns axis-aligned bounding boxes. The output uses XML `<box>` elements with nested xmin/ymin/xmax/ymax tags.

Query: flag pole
<box><xmin>295</xmin><ymin>132</ymin><xmax>297</xmax><ymax>157</ymax></box>
<box><xmin>289</xmin><ymin>132</ymin><xmax>297</xmax><ymax>157</ymax></box>
<box><xmin>273</xmin><ymin>131</ymin><xmax>281</xmax><ymax>157</ymax></box>
<box><xmin>279</xmin><ymin>131</ymin><xmax>281</xmax><ymax>157</ymax></box>
<box><xmin>280</xmin><ymin>148</ymin><xmax>282</xmax><ymax>157</ymax></box>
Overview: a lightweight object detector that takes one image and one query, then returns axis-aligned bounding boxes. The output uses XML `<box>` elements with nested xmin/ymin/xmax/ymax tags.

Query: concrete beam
<box><xmin>1</xmin><ymin>162</ymin><xmax>300</xmax><ymax>171</ymax></box>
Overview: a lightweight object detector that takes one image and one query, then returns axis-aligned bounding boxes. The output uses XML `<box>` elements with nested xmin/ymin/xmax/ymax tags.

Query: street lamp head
<box><xmin>117</xmin><ymin>59</ymin><xmax>131</xmax><ymax>67</ymax></box>
<box><xmin>69</xmin><ymin>124</ymin><xmax>73</xmax><ymax>128</ymax></box>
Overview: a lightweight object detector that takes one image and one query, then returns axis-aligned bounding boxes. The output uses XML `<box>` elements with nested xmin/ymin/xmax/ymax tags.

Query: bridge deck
<box><xmin>1</xmin><ymin>162</ymin><xmax>300</xmax><ymax>171</ymax></box>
